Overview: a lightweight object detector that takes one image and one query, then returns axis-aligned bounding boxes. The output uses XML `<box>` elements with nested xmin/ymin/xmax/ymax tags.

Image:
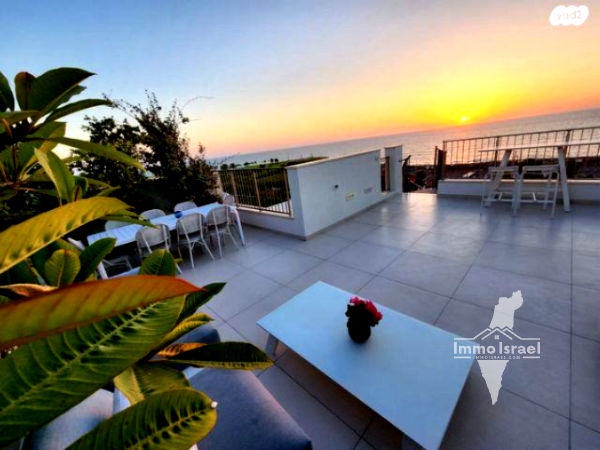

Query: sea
<box><xmin>213</xmin><ymin>108</ymin><xmax>600</xmax><ymax>166</ymax></box>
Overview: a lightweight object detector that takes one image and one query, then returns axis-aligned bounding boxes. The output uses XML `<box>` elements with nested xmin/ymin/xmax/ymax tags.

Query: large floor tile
<box><xmin>208</xmin><ymin>270</ymin><xmax>281</xmax><ymax>320</ymax></box>
<box><xmin>573</xmin><ymin>229</ymin><xmax>600</xmax><ymax>257</ymax></box>
<box><xmin>573</xmin><ymin>253</ymin><xmax>600</xmax><ymax>291</ymax></box>
<box><xmin>358</xmin><ymin>276</ymin><xmax>449</xmax><ymax>324</ymax></box>
<box><xmin>475</xmin><ymin>241</ymin><xmax>572</xmax><ymax>284</ymax></box>
<box><xmin>258</xmin><ymin>366</ymin><xmax>360</xmax><ymax>450</ymax></box>
<box><xmin>325</xmin><ymin>221</ymin><xmax>379</xmax><ymax>241</ymax></box>
<box><xmin>571</xmin><ymin>421</ymin><xmax>600</xmax><ymax>449</ymax></box>
<box><xmin>252</xmin><ymin>250</ymin><xmax>322</xmax><ymax>284</ymax></box>
<box><xmin>435</xmin><ymin>300</ymin><xmax>570</xmax><ymax>416</ymax></box>
<box><xmin>382</xmin><ymin>211</ymin><xmax>444</xmax><ymax>230</ymax></box>
<box><xmin>294</xmin><ymin>234</ymin><xmax>353</xmax><ymax>259</ymax></box>
<box><xmin>408</xmin><ymin>232</ymin><xmax>485</xmax><ymax>264</ymax></box>
<box><xmin>454</xmin><ymin>266</ymin><xmax>571</xmax><ymax>332</ymax></box>
<box><xmin>362</xmin><ymin>416</ymin><xmax>404</xmax><ymax>450</ymax></box>
<box><xmin>329</xmin><ymin>241</ymin><xmax>402</xmax><ymax>275</ymax></box>
<box><xmin>263</xmin><ymin>233</ymin><xmax>304</xmax><ymax>250</ymax></box>
<box><xmin>241</xmin><ymin>225</ymin><xmax>277</xmax><ymax>245</ymax></box>
<box><xmin>441</xmin><ymin>370</ymin><xmax>569</xmax><ymax>450</ymax></box>
<box><xmin>227</xmin><ymin>287</ymin><xmax>298</xmax><ymax>349</ymax></box>
<box><xmin>572</xmin><ymin>286</ymin><xmax>600</xmax><ymax>342</ymax></box>
<box><xmin>572</xmin><ymin>336</ymin><xmax>600</xmax><ymax>433</ymax></box>
<box><xmin>179</xmin><ymin>257</ymin><xmax>245</xmax><ymax>287</ymax></box>
<box><xmin>501</xmin><ymin>208</ymin><xmax>572</xmax><ymax>230</ymax></box>
<box><xmin>428</xmin><ymin>216</ymin><xmax>500</xmax><ymax>240</ymax></box>
<box><xmin>490</xmin><ymin>222</ymin><xmax>572</xmax><ymax>252</ymax></box>
<box><xmin>359</xmin><ymin>226</ymin><xmax>427</xmax><ymax>251</ymax></box>
<box><xmin>277</xmin><ymin>352</ymin><xmax>375</xmax><ymax>435</ymax></box>
<box><xmin>349</xmin><ymin>210</ymin><xmax>394</xmax><ymax>226</ymax></box>
<box><xmin>380</xmin><ymin>251</ymin><xmax>470</xmax><ymax>297</ymax></box>
<box><xmin>288</xmin><ymin>261</ymin><xmax>374</xmax><ymax>294</ymax></box>
<box><xmin>223</xmin><ymin>240</ymin><xmax>286</xmax><ymax>268</ymax></box>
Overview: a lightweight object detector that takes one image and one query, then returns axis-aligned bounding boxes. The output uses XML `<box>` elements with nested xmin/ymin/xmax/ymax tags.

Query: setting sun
<box><xmin>461</xmin><ymin>116</ymin><xmax>468</xmax><ymax>122</ymax></box>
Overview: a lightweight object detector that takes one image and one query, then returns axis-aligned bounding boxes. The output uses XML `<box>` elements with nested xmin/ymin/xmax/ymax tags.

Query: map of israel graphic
<box><xmin>477</xmin><ymin>290</ymin><xmax>524</xmax><ymax>404</ymax></box>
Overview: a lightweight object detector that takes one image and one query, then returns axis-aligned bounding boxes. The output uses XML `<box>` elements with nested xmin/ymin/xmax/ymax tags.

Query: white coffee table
<box><xmin>257</xmin><ymin>282</ymin><xmax>476</xmax><ymax>450</ymax></box>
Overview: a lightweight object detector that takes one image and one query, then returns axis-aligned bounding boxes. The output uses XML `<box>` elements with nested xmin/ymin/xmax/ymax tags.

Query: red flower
<box><xmin>347</xmin><ymin>297</ymin><xmax>383</xmax><ymax>325</ymax></box>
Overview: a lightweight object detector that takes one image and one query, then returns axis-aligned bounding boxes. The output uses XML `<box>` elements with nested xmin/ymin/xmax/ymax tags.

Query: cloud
<box><xmin>549</xmin><ymin>5</ymin><xmax>590</xmax><ymax>26</ymax></box>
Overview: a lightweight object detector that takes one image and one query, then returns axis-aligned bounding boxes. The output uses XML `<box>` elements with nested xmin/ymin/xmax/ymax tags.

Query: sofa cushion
<box><xmin>190</xmin><ymin>370</ymin><xmax>312</xmax><ymax>450</ymax></box>
<box><xmin>23</xmin><ymin>389</ymin><xmax>113</xmax><ymax>450</ymax></box>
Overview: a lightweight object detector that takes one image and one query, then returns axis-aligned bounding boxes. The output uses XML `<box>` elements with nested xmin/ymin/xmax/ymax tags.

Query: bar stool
<box><xmin>480</xmin><ymin>166</ymin><xmax>520</xmax><ymax>217</ymax></box>
<box><xmin>517</xmin><ymin>165</ymin><xmax>560</xmax><ymax>217</ymax></box>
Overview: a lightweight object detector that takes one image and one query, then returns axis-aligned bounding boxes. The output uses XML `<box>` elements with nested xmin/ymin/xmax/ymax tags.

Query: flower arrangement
<box><xmin>345</xmin><ymin>297</ymin><xmax>383</xmax><ymax>343</ymax></box>
<box><xmin>346</xmin><ymin>297</ymin><xmax>383</xmax><ymax>326</ymax></box>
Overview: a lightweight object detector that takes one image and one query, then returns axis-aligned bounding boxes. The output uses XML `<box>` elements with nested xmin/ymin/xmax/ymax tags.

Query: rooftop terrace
<box><xmin>178</xmin><ymin>192</ymin><xmax>600</xmax><ymax>449</ymax></box>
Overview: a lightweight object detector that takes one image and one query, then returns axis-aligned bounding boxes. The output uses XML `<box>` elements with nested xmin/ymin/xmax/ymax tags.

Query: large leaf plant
<box><xmin>0</xmin><ymin>67</ymin><xmax>142</xmax><ymax>206</ymax></box>
<box><xmin>0</xmin><ymin>69</ymin><xmax>273</xmax><ymax>449</ymax></box>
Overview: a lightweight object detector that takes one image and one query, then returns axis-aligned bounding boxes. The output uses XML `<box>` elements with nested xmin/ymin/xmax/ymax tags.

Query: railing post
<box><xmin>229</xmin><ymin>172</ymin><xmax>239</xmax><ymax>203</ymax></box>
<box><xmin>252</xmin><ymin>171</ymin><xmax>262</xmax><ymax>209</ymax></box>
<box><xmin>283</xmin><ymin>169</ymin><xmax>292</xmax><ymax>215</ymax></box>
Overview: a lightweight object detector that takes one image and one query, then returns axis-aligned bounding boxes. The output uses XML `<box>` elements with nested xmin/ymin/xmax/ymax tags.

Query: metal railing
<box><xmin>380</xmin><ymin>157</ymin><xmax>390</xmax><ymax>191</ymax></box>
<box><xmin>441</xmin><ymin>126</ymin><xmax>600</xmax><ymax>180</ymax></box>
<box><xmin>217</xmin><ymin>167</ymin><xmax>292</xmax><ymax>215</ymax></box>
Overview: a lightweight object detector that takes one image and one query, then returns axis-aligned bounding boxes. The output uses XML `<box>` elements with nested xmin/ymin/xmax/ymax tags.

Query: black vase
<box><xmin>347</xmin><ymin>317</ymin><xmax>371</xmax><ymax>343</ymax></box>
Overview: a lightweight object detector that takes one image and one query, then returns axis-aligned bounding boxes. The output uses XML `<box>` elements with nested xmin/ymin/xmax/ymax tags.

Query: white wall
<box><xmin>237</xmin><ymin>147</ymin><xmax>403</xmax><ymax>239</ymax></box>
<box><xmin>438</xmin><ymin>179</ymin><xmax>600</xmax><ymax>202</ymax></box>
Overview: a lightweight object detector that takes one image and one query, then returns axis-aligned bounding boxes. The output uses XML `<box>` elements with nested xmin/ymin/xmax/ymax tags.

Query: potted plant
<box><xmin>345</xmin><ymin>297</ymin><xmax>383</xmax><ymax>343</ymax></box>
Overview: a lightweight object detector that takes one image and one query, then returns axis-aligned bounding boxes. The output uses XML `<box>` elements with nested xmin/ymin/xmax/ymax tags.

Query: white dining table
<box><xmin>478</xmin><ymin>140</ymin><xmax>600</xmax><ymax>212</ymax></box>
<box><xmin>87</xmin><ymin>203</ymin><xmax>245</xmax><ymax>247</ymax></box>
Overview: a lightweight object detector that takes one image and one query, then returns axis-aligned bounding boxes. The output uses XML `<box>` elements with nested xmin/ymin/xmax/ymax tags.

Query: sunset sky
<box><xmin>5</xmin><ymin>0</ymin><xmax>600</xmax><ymax>158</ymax></box>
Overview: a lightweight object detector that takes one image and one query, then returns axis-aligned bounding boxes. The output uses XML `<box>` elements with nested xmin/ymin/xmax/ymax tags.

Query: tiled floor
<box><xmin>177</xmin><ymin>194</ymin><xmax>600</xmax><ymax>450</ymax></box>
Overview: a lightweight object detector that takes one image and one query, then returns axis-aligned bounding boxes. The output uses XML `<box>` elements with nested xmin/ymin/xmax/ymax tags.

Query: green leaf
<box><xmin>178</xmin><ymin>282</ymin><xmax>225</xmax><ymax>324</ymax></box>
<box><xmin>0</xmin><ymin>260</ymin><xmax>38</xmax><ymax>286</ymax></box>
<box><xmin>157</xmin><ymin>343</ymin><xmax>205</xmax><ymax>358</ymax></box>
<box><xmin>0</xmin><ymin>296</ymin><xmax>185</xmax><ymax>448</ymax></box>
<box><xmin>15</xmin><ymin>122</ymin><xmax>66</xmax><ymax>179</ymax></box>
<box><xmin>66</xmin><ymin>389</ymin><xmax>216</xmax><ymax>450</ymax></box>
<box><xmin>45</xmin><ymin>98</ymin><xmax>111</xmax><ymax>123</ymax></box>
<box><xmin>153</xmin><ymin>313</ymin><xmax>213</xmax><ymax>351</ymax></box>
<box><xmin>159</xmin><ymin>342</ymin><xmax>273</xmax><ymax>370</ymax></box>
<box><xmin>35</xmin><ymin>149</ymin><xmax>75</xmax><ymax>202</ymax></box>
<box><xmin>0</xmin><ymin>275</ymin><xmax>197</xmax><ymax>351</ymax></box>
<box><xmin>0</xmin><ymin>197</ymin><xmax>130</xmax><ymax>273</ymax></box>
<box><xmin>73</xmin><ymin>176</ymin><xmax>89</xmax><ymax>200</ymax></box>
<box><xmin>75</xmin><ymin>237</ymin><xmax>116</xmax><ymax>282</ymax></box>
<box><xmin>0</xmin><ymin>71</ymin><xmax>14</xmax><ymax>111</ymax></box>
<box><xmin>0</xmin><ymin>110</ymin><xmax>37</xmax><ymax>127</ymax></box>
<box><xmin>96</xmin><ymin>186</ymin><xmax>120</xmax><ymax>197</ymax></box>
<box><xmin>44</xmin><ymin>137</ymin><xmax>143</xmax><ymax>170</ymax></box>
<box><xmin>139</xmin><ymin>249</ymin><xmax>178</xmax><ymax>276</ymax></box>
<box><xmin>44</xmin><ymin>249</ymin><xmax>80</xmax><ymax>287</ymax></box>
<box><xmin>27</xmin><ymin>68</ymin><xmax>93</xmax><ymax>118</ymax></box>
<box><xmin>0</xmin><ymin>283</ymin><xmax>54</xmax><ymax>297</ymax></box>
<box><xmin>114</xmin><ymin>362</ymin><xmax>190</xmax><ymax>406</ymax></box>
<box><xmin>15</xmin><ymin>71</ymin><xmax>35</xmax><ymax>110</ymax></box>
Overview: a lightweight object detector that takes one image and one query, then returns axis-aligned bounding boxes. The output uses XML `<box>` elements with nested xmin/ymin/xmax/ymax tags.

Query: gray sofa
<box><xmin>23</xmin><ymin>325</ymin><xmax>312</xmax><ymax>450</ymax></box>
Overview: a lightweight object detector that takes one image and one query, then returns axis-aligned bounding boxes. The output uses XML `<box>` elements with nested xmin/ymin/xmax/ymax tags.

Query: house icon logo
<box><xmin>452</xmin><ymin>291</ymin><xmax>541</xmax><ymax>404</ymax></box>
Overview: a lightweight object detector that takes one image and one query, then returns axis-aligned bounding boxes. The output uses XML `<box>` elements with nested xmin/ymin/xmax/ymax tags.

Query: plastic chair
<box><xmin>222</xmin><ymin>193</ymin><xmax>235</xmax><ymax>206</ymax></box>
<box><xmin>174</xmin><ymin>201</ymin><xmax>197</xmax><ymax>212</ymax></box>
<box><xmin>517</xmin><ymin>165</ymin><xmax>560</xmax><ymax>218</ymax></box>
<box><xmin>136</xmin><ymin>224</ymin><xmax>171</xmax><ymax>258</ymax></box>
<box><xmin>206</xmin><ymin>206</ymin><xmax>239</xmax><ymax>258</ymax></box>
<box><xmin>480</xmin><ymin>166</ymin><xmax>520</xmax><ymax>217</ymax></box>
<box><xmin>140</xmin><ymin>209</ymin><xmax>166</xmax><ymax>220</ymax></box>
<box><xmin>176</xmin><ymin>213</ymin><xmax>214</xmax><ymax>267</ymax></box>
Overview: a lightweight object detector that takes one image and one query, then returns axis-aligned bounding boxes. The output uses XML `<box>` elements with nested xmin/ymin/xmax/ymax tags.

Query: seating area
<box><xmin>171</xmin><ymin>193</ymin><xmax>598</xmax><ymax>449</ymax></box>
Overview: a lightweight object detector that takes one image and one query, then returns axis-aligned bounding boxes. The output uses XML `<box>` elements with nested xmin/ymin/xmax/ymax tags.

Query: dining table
<box><xmin>87</xmin><ymin>203</ymin><xmax>245</xmax><ymax>247</ymax></box>
<box><xmin>478</xmin><ymin>139</ymin><xmax>600</xmax><ymax>212</ymax></box>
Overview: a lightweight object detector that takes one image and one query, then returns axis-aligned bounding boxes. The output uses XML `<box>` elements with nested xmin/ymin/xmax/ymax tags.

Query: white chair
<box><xmin>222</xmin><ymin>193</ymin><xmax>235</xmax><ymax>206</ymax></box>
<box><xmin>206</xmin><ymin>206</ymin><xmax>239</xmax><ymax>258</ymax></box>
<box><xmin>136</xmin><ymin>224</ymin><xmax>182</xmax><ymax>274</ymax></box>
<box><xmin>480</xmin><ymin>166</ymin><xmax>520</xmax><ymax>217</ymax></box>
<box><xmin>174</xmin><ymin>201</ymin><xmax>197</xmax><ymax>212</ymax></box>
<box><xmin>517</xmin><ymin>165</ymin><xmax>560</xmax><ymax>217</ymax></box>
<box><xmin>136</xmin><ymin>224</ymin><xmax>171</xmax><ymax>258</ymax></box>
<box><xmin>176</xmin><ymin>213</ymin><xmax>214</xmax><ymax>267</ymax></box>
<box><xmin>140</xmin><ymin>209</ymin><xmax>166</xmax><ymax>220</ymax></box>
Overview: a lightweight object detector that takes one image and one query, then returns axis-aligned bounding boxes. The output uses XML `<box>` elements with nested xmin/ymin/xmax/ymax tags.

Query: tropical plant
<box><xmin>0</xmin><ymin>196</ymin><xmax>272</xmax><ymax>449</ymax></box>
<box><xmin>0</xmin><ymin>68</ymin><xmax>272</xmax><ymax>448</ymax></box>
